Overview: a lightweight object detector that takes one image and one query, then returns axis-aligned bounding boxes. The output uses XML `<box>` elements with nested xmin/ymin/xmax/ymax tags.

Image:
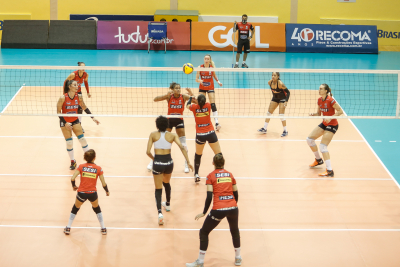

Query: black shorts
<box><xmin>77</xmin><ymin>92</ymin><xmax>83</xmax><ymax>113</ymax></box>
<box><xmin>199</xmin><ymin>89</ymin><xmax>215</xmax><ymax>94</ymax></box>
<box><xmin>196</xmin><ymin>131</ymin><xmax>218</xmax><ymax>145</ymax></box>
<box><xmin>271</xmin><ymin>97</ymin><xmax>286</xmax><ymax>104</ymax></box>
<box><xmin>60</xmin><ymin>118</ymin><xmax>80</xmax><ymax>128</ymax></box>
<box><xmin>318</xmin><ymin>123</ymin><xmax>339</xmax><ymax>134</ymax></box>
<box><xmin>168</xmin><ymin>118</ymin><xmax>184</xmax><ymax>129</ymax></box>
<box><xmin>237</xmin><ymin>39</ymin><xmax>250</xmax><ymax>54</ymax></box>
<box><xmin>76</xmin><ymin>191</ymin><xmax>98</xmax><ymax>203</ymax></box>
<box><xmin>153</xmin><ymin>154</ymin><xmax>174</xmax><ymax>175</ymax></box>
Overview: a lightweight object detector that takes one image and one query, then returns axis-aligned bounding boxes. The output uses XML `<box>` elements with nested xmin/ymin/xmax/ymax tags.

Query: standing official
<box><xmin>233</xmin><ymin>14</ymin><xmax>254</xmax><ymax>68</ymax></box>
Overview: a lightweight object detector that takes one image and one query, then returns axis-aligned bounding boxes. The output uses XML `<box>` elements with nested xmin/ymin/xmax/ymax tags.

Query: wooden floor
<box><xmin>0</xmin><ymin>114</ymin><xmax>400</xmax><ymax>267</ymax></box>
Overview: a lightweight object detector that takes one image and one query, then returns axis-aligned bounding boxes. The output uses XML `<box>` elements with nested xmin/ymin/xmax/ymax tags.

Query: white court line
<box><xmin>0</xmin><ymin>224</ymin><xmax>399</xmax><ymax>232</ymax></box>
<box><xmin>0</xmin><ymin>84</ymin><xmax>25</xmax><ymax>113</ymax></box>
<box><xmin>0</xmin><ymin>136</ymin><xmax>364</xmax><ymax>142</ymax></box>
<box><xmin>0</xmin><ymin>173</ymin><xmax>391</xmax><ymax>181</ymax></box>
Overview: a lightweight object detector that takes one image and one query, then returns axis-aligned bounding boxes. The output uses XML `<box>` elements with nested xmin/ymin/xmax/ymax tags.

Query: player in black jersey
<box><xmin>257</xmin><ymin>72</ymin><xmax>290</xmax><ymax>137</ymax></box>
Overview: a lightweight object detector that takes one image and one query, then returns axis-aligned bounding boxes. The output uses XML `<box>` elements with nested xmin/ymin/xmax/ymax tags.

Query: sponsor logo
<box><xmin>201</xmin><ymin>75</ymin><xmax>212</xmax><ymax>79</ymax></box>
<box><xmin>217</xmin><ymin>177</ymin><xmax>232</xmax><ymax>184</ymax></box>
<box><xmin>198</xmin><ymin>123</ymin><xmax>210</xmax><ymax>127</ymax></box>
<box><xmin>320</xmin><ymin>108</ymin><xmax>329</xmax><ymax>112</ymax></box>
<box><xmin>377</xmin><ymin>30</ymin><xmax>400</xmax><ymax>39</ymax></box>
<box><xmin>82</xmin><ymin>172</ymin><xmax>97</xmax><ymax>179</ymax></box>
<box><xmin>83</xmin><ymin>167</ymin><xmax>98</xmax><ymax>173</ymax></box>
<box><xmin>114</xmin><ymin>26</ymin><xmax>174</xmax><ymax>44</ymax></box>
<box><xmin>170</xmin><ymin>104</ymin><xmax>182</xmax><ymax>109</ymax></box>
<box><xmin>65</xmin><ymin>105</ymin><xmax>79</xmax><ymax>109</ymax></box>
<box><xmin>150</xmin><ymin>29</ymin><xmax>164</xmax><ymax>33</ymax></box>
<box><xmin>75</xmin><ymin>100</ymin><xmax>78</xmax><ymax>104</ymax></box>
<box><xmin>219</xmin><ymin>195</ymin><xmax>234</xmax><ymax>200</ymax></box>
<box><xmin>291</xmin><ymin>27</ymin><xmax>372</xmax><ymax>43</ymax></box>
<box><xmin>216</xmin><ymin>173</ymin><xmax>231</xmax><ymax>178</ymax></box>
<box><xmin>208</xmin><ymin>25</ymin><xmax>269</xmax><ymax>48</ymax></box>
<box><xmin>202</xmin><ymin>82</ymin><xmax>211</xmax><ymax>87</ymax></box>
<box><xmin>196</xmin><ymin>112</ymin><xmax>210</xmax><ymax>117</ymax></box>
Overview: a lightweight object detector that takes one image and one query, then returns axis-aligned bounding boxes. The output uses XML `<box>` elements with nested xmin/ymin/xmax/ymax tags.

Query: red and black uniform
<box><xmin>235</xmin><ymin>22</ymin><xmax>254</xmax><ymax>54</ymax></box>
<box><xmin>167</xmin><ymin>94</ymin><xmax>185</xmax><ymax>129</ymax></box>
<box><xmin>76</xmin><ymin>163</ymin><xmax>104</xmax><ymax>203</ymax></box>
<box><xmin>72</xmin><ymin>71</ymin><xmax>89</xmax><ymax>95</ymax></box>
<box><xmin>189</xmin><ymin>102</ymin><xmax>218</xmax><ymax>144</ymax></box>
<box><xmin>60</xmin><ymin>93</ymin><xmax>80</xmax><ymax>127</ymax></box>
<box><xmin>318</xmin><ymin>95</ymin><xmax>339</xmax><ymax>134</ymax></box>
<box><xmin>199</xmin><ymin>65</ymin><xmax>215</xmax><ymax>93</ymax></box>
<box><xmin>270</xmin><ymin>81</ymin><xmax>290</xmax><ymax>103</ymax></box>
<box><xmin>199</xmin><ymin>168</ymin><xmax>240</xmax><ymax>251</ymax></box>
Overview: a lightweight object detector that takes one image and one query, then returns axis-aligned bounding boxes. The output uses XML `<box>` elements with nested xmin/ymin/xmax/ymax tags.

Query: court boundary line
<box><xmin>0</xmin><ymin>224</ymin><xmax>399</xmax><ymax>232</ymax></box>
<box><xmin>0</xmin><ymin>173</ymin><xmax>391</xmax><ymax>181</ymax></box>
<box><xmin>0</xmin><ymin>84</ymin><xmax>24</xmax><ymax>113</ymax></box>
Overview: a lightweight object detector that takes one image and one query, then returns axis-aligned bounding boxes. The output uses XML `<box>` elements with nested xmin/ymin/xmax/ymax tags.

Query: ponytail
<box><xmin>64</xmin><ymin>80</ymin><xmax>74</xmax><ymax>94</ymax></box>
<box><xmin>169</xmin><ymin>82</ymin><xmax>177</xmax><ymax>89</ymax></box>
<box><xmin>197</xmin><ymin>94</ymin><xmax>206</xmax><ymax>109</ymax></box>
<box><xmin>322</xmin><ymin>83</ymin><xmax>333</xmax><ymax>97</ymax></box>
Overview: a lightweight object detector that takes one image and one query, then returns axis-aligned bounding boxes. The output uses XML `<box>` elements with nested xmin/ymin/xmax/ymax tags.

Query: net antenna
<box><xmin>232</xmin><ymin>22</ymin><xmax>236</xmax><ymax>68</ymax></box>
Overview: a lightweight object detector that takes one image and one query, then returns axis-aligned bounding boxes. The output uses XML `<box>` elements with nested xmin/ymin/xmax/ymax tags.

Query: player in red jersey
<box><xmin>64</xmin><ymin>149</ymin><xmax>110</xmax><ymax>235</ymax></box>
<box><xmin>257</xmin><ymin>72</ymin><xmax>290</xmax><ymax>137</ymax></box>
<box><xmin>307</xmin><ymin>84</ymin><xmax>343</xmax><ymax>177</ymax></box>
<box><xmin>195</xmin><ymin>55</ymin><xmax>223</xmax><ymax>131</ymax></box>
<box><xmin>186</xmin><ymin>154</ymin><xmax>241</xmax><ymax>267</ymax></box>
<box><xmin>187</xmin><ymin>94</ymin><xmax>222</xmax><ymax>183</ymax></box>
<box><xmin>57</xmin><ymin>80</ymin><xmax>100</xmax><ymax>170</ymax></box>
<box><xmin>147</xmin><ymin>82</ymin><xmax>194</xmax><ymax>173</ymax></box>
<box><xmin>233</xmin><ymin>14</ymin><xmax>254</xmax><ymax>68</ymax></box>
<box><xmin>65</xmin><ymin>62</ymin><xmax>91</xmax><ymax>128</ymax></box>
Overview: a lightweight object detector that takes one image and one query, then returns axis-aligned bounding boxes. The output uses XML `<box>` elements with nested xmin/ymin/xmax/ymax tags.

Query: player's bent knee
<box><xmin>66</xmin><ymin>138</ymin><xmax>73</xmax><ymax>150</ymax></box>
<box><xmin>211</xmin><ymin>103</ymin><xmax>217</xmax><ymax>112</ymax></box>
<box><xmin>306</xmin><ymin>137</ymin><xmax>316</xmax><ymax>147</ymax></box>
<box><xmin>92</xmin><ymin>206</ymin><xmax>101</xmax><ymax>214</ymax></box>
<box><xmin>199</xmin><ymin>228</ymin><xmax>209</xmax><ymax>242</ymax></box>
<box><xmin>279</xmin><ymin>114</ymin><xmax>285</xmax><ymax>122</ymax></box>
<box><xmin>230</xmin><ymin>229</ymin><xmax>240</xmax><ymax>240</ymax></box>
<box><xmin>319</xmin><ymin>143</ymin><xmax>328</xmax><ymax>153</ymax></box>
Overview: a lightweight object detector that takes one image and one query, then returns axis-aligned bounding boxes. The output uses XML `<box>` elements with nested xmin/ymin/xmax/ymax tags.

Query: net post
<box><xmin>397</xmin><ymin>71</ymin><xmax>400</xmax><ymax>119</ymax></box>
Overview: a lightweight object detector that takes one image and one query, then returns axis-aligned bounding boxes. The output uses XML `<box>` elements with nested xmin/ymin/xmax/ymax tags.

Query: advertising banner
<box><xmin>191</xmin><ymin>22</ymin><xmax>286</xmax><ymax>52</ymax></box>
<box><xmin>321</xmin><ymin>19</ymin><xmax>400</xmax><ymax>47</ymax></box>
<box><xmin>0</xmin><ymin>14</ymin><xmax>31</xmax><ymax>40</ymax></box>
<box><xmin>70</xmin><ymin>14</ymin><xmax>154</xmax><ymax>21</ymax></box>
<box><xmin>97</xmin><ymin>21</ymin><xmax>190</xmax><ymax>50</ymax></box>
<box><xmin>286</xmin><ymin>24</ymin><xmax>378</xmax><ymax>53</ymax></box>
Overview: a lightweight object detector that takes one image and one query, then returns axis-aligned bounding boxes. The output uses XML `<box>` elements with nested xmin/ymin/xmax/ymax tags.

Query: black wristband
<box><xmin>71</xmin><ymin>180</ymin><xmax>76</xmax><ymax>187</ymax></box>
<box><xmin>59</xmin><ymin>116</ymin><xmax>67</xmax><ymax>124</ymax></box>
<box><xmin>187</xmin><ymin>96</ymin><xmax>192</xmax><ymax>105</ymax></box>
<box><xmin>84</xmin><ymin>108</ymin><xmax>94</xmax><ymax>119</ymax></box>
<box><xmin>203</xmin><ymin>191</ymin><xmax>213</xmax><ymax>214</ymax></box>
<box><xmin>233</xmin><ymin>191</ymin><xmax>239</xmax><ymax>203</ymax></box>
<box><xmin>103</xmin><ymin>184</ymin><xmax>109</xmax><ymax>193</ymax></box>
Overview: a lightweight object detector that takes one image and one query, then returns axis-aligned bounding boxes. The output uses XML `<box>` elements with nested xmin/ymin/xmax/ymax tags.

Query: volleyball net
<box><xmin>0</xmin><ymin>65</ymin><xmax>399</xmax><ymax>119</ymax></box>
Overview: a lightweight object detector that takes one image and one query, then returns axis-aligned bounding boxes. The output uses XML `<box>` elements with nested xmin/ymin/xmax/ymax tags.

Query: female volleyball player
<box><xmin>307</xmin><ymin>84</ymin><xmax>343</xmax><ymax>177</ymax></box>
<box><xmin>147</xmin><ymin>83</ymin><xmax>194</xmax><ymax>173</ymax></box>
<box><xmin>195</xmin><ymin>54</ymin><xmax>223</xmax><ymax>131</ymax></box>
<box><xmin>65</xmin><ymin>62</ymin><xmax>91</xmax><ymax>128</ymax></box>
<box><xmin>186</xmin><ymin>154</ymin><xmax>241</xmax><ymax>267</ymax></box>
<box><xmin>57</xmin><ymin>80</ymin><xmax>100</xmax><ymax>170</ymax></box>
<box><xmin>187</xmin><ymin>94</ymin><xmax>222</xmax><ymax>183</ymax></box>
<box><xmin>257</xmin><ymin>72</ymin><xmax>290</xmax><ymax>137</ymax></box>
<box><xmin>64</xmin><ymin>149</ymin><xmax>109</xmax><ymax>235</ymax></box>
<box><xmin>146</xmin><ymin>116</ymin><xmax>193</xmax><ymax>225</ymax></box>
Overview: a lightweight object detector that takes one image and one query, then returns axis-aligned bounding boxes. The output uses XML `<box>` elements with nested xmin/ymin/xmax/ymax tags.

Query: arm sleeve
<box><xmin>284</xmin><ymin>88</ymin><xmax>290</xmax><ymax>102</ymax></box>
<box><xmin>233</xmin><ymin>191</ymin><xmax>238</xmax><ymax>203</ymax></box>
<box><xmin>84</xmin><ymin>80</ymin><xmax>89</xmax><ymax>94</ymax></box>
<box><xmin>250</xmin><ymin>24</ymin><xmax>254</xmax><ymax>30</ymax></box>
<box><xmin>203</xmin><ymin>191</ymin><xmax>213</xmax><ymax>214</ymax></box>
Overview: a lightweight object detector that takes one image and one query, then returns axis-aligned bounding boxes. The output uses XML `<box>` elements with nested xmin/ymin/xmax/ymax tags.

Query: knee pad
<box><xmin>71</xmin><ymin>205</ymin><xmax>80</xmax><ymax>214</ymax></box>
<box><xmin>179</xmin><ymin>136</ymin><xmax>187</xmax><ymax>147</ymax></box>
<box><xmin>306</xmin><ymin>137</ymin><xmax>316</xmax><ymax>147</ymax></box>
<box><xmin>211</xmin><ymin>103</ymin><xmax>217</xmax><ymax>112</ymax></box>
<box><xmin>92</xmin><ymin>206</ymin><xmax>101</xmax><ymax>214</ymax></box>
<box><xmin>279</xmin><ymin>114</ymin><xmax>285</xmax><ymax>122</ymax></box>
<box><xmin>77</xmin><ymin>134</ymin><xmax>88</xmax><ymax>149</ymax></box>
<box><xmin>319</xmin><ymin>143</ymin><xmax>328</xmax><ymax>153</ymax></box>
<box><xmin>199</xmin><ymin>228</ymin><xmax>209</xmax><ymax>242</ymax></box>
<box><xmin>230</xmin><ymin>229</ymin><xmax>240</xmax><ymax>240</ymax></box>
<box><xmin>66</xmin><ymin>138</ymin><xmax>73</xmax><ymax>151</ymax></box>
<box><xmin>266</xmin><ymin>112</ymin><xmax>272</xmax><ymax>117</ymax></box>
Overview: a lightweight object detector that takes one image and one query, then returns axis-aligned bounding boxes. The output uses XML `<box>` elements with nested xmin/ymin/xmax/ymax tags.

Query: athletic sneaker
<box><xmin>281</xmin><ymin>131</ymin><xmax>288</xmax><ymax>137</ymax></box>
<box><xmin>158</xmin><ymin>213</ymin><xmax>164</xmax><ymax>225</ymax></box>
<box><xmin>69</xmin><ymin>160</ymin><xmax>77</xmax><ymax>170</ymax></box>
<box><xmin>235</xmin><ymin>256</ymin><xmax>243</xmax><ymax>266</ymax></box>
<box><xmin>242</xmin><ymin>63</ymin><xmax>249</xmax><ymax>68</ymax></box>
<box><xmin>319</xmin><ymin>169</ymin><xmax>334</xmax><ymax>177</ymax></box>
<box><xmin>309</xmin><ymin>158</ymin><xmax>324</xmax><ymax>167</ymax></box>
<box><xmin>162</xmin><ymin>202</ymin><xmax>171</xmax><ymax>212</ymax></box>
<box><xmin>257</xmin><ymin>127</ymin><xmax>267</xmax><ymax>134</ymax></box>
<box><xmin>64</xmin><ymin>227</ymin><xmax>71</xmax><ymax>235</ymax></box>
<box><xmin>186</xmin><ymin>259</ymin><xmax>204</xmax><ymax>267</ymax></box>
<box><xmin>233</xmin><ymin>63</ymin><xmax>239</xmax><ymax>68</ymax></box>
<box><xmin>184</xmin><ymin>161</ymin><xmax>190</xmax><ymax>173</ymax></box>
<box><xmin>195</xmin><ymin>174</ymin><xmax>201</xmax><ymax>183</ymax></box>
<box><xmin>101</xmin><ymin>228</ymin><xmax>107</xmax><ymax>235</ymax></box>
<box><xmin>216</xmin><ymin>123</ymin><xmax>221</xmax><ymax>131</ymax></box>
<box><xmin>147</xmin><ymin>161</ymin><xmax>153</xmax><ymax>172</ymax></box>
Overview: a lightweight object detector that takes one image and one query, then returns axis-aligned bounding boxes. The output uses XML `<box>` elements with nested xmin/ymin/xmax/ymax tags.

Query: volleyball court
<box><xmin>0</xmin><ymin>66</ymin><xmax>399</xmax><ymax>267</ymax></box>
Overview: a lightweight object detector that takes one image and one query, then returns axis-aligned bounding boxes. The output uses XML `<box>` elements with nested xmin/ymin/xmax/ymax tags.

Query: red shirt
<box><xmin>168</xmin><ymin>94</ymin><xmax>184</xmax><ymax>120</ymax></box>
<box><xmin>206</xmin><ymin>168</ymin><xmax>237</xmax><ymax>210</ymax></box>
<box><xmin>62</xmin><ymin>93</ymin><xmax>80</xmax><ymax>122</ymax></box>
<box><xmin>318</xmin><ymin>95</ymin><xmax>338</xmax><ymax>126</ymax></box>
<box><xmin>189</xmin><ymin>102</ymin><xmax>214</xmax><ymax>133</ymax></box>
<box><xmin>235</xmin><ymin>22</ymin><xmax>254</xmax><ymax>40</ymax></box>
<box><xmin>77</xmin><ymin>163</ymin><xmax>104</xmax><ymax>192</ymax></box>
<box><xmin>72</xmin><ymin>70</ymin><xmax>88</xmax><ymax>93</ymax></box>
<box><xmin>199</xmin><ymin>64</ymin><xmax>214</xmax><ymax>91</ymax></box>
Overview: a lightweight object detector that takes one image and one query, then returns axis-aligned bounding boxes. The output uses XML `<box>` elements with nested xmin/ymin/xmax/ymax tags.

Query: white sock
<box><xmin>235</xmin><ymin>247</ymin><xmax>241</xmax><ymax>258</ymax></box>
<box><xmin>243</xmin><ymin>61</ymin><xmax>246</xmax><ymax>64</ymax></box>
<box><xmin>325</xmin><ymin>159</ymin><xmax>332</xmax><ymax>171</ymax></box>
<box><xmin>213</xmin><ymin>111</ymin><xmax>219</xmax><ymax>124</ymax></box>
<box><xmin>96</xmin><ymin>212</ymin><xmax>106</xmax><ymax>228</ymax></box>
<box><xmin>313</xmin><ymin>151</ymin><xmax>321</xmax><ymax>160</ymax></box>
<box><xmin>67</xmin><ymin>149</ymin><xmax>74</xmax><ymax>161</ymax></box>
<box><xmin>264</xmin><ymin>122</ymin><xmax>268</xmax><ymax>129</ymax></box>
<box><xmin>67</xmin><ymin>213</ymin><xmax>76</xmax><ymax>228</ymax></box>
<box><xmin>79</xmin><ymin>116</ymin><xmax>82</xmax><ymax>123</ymax></box>
<box><xmin>235</xmin><ymin>62</ymin><xmax>238</xmax><ymax>64</ymax></box>
<box><xmin>198</xmin><ymin>250</ymin><xmax>206</xmax><ymax>263</ymax></box>
<box><xmin>283</xmin><ymin>126</ymin><xmax>287</xmax><ymax>132</ymax></box>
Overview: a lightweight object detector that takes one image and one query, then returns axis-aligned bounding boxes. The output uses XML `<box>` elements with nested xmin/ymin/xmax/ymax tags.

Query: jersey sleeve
<box><xmin>230</xmin><ymin>173</ymin><xmax>237</xmax><ymax>185</ymax></box>
<box><xmin>99</xmin><ymin>167</ymin><xmax>104</xmax><ymax>176</ymax></box>
<box><xmin>330</xmin><ymin>98</ymin><xmax>336</xmax><ymax>106</ymax></box>
<box><xmin>77</xmin><ymin>164</ymin><xmax>83</xmax><ymax>173</ymax></box>
<box><xmin>206</xmin><ymin>173</ymin><xmax>213</xmax><ymax>185</ymax></box>
<box><xmin>189</xmin><ymin>104</ymin><xmax>195</xmax><ymax>112</ymax></box>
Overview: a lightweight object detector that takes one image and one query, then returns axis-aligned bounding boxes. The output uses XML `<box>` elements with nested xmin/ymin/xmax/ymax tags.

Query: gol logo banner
<box><xmin>191</xmin><ymin>22</ymin><xmax>286</xmax><ymax>52</ymax></box>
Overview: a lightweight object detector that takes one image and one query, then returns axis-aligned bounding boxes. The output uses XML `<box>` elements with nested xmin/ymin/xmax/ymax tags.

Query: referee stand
<box><xmin>148</xmin><ymin>22</ymin><xmax>167</xmax><ymax>53</ymax></box>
